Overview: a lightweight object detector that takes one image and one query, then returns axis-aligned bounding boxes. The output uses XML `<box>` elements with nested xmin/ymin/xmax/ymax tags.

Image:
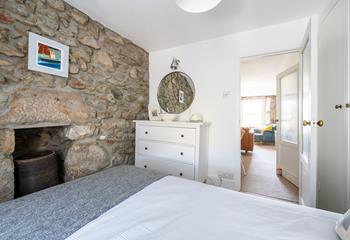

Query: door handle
<box><xmin>303</xmin><ymin>120</ymin><xmax>311</xmax><ymax>127</ymax></box>
<box><xmin>335</xmin><ymin>104</ymin><xmax>343</xmax><ymax>109</ymax></box>
<box><xmin>346</xmin><ymin>103</ymin><xmax>350</xmax><ymax>108</ymax></box>
<box><xmin>316</xmin><ymin>120</ymin><xmax>324</xmax><ymax>127</ymax></box>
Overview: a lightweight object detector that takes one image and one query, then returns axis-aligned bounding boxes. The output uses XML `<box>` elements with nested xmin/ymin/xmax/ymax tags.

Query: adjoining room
<box><xmin>240</xmin><ymin>52</ymin><xmax>300</xmax><ymax>202</ymax></box>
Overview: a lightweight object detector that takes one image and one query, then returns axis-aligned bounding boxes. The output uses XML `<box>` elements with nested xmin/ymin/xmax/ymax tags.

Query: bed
<box><xmin>0</xmin><ymin>166</ymin><xmax>341</xmax><ymax>240</ymax></box>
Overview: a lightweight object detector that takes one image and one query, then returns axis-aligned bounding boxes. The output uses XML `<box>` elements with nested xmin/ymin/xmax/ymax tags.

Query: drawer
<box><xmin>138</xmin><ymin>140</ymin><xmax>195</xmax><ymax>164</ymax></box>
<box><xmin>137</xmin><ymin>125</ymin><xmax>196</xmax><ymax>145</ymax></box>
<box><xmin>136</xmin><ymin>158</ymin><xmax>195</xmax><ymax>180</ymax></box>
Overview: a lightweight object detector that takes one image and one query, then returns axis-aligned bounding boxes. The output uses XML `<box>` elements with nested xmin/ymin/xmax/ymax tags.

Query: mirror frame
<box><xmin>157</xmin><ymin>71</ymin><xmax>195</xmax><ymax>114</ymax></box>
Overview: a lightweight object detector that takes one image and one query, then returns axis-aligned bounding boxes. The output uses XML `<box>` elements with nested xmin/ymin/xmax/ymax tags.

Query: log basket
<box><xmin>14</xmin><ymin>151</ymin><xmax>59</xmax><ymax>198</ymax></box>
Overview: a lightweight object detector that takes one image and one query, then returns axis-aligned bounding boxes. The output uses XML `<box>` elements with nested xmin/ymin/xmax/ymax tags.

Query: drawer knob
<box><xmin>145</xmin><ymin>147</ymin><xmax>148</xmax><ymax>150</ymax></box>
<box><xmin>179</xmin><ymin>173</ymin><xmax>183</xmax><ymax>176</ymax></box>
<box><xmin>180</xmin><ymin>152</ymin><xmax>184</xmax><ymax>156</ymax></box>
<box><xmin>145</xmin><ymin>131</ymin><xmax>148</xmax><ymax>135</ymax></box>
<box><xmin>181</xmin><ymin>134</ymin><xmax>184</xmax><ymax>138</ymax></box>
<box><xmin>144</xmin><ymin>165</ymin><xmax>147</xmax><ymax>169</ymax></box>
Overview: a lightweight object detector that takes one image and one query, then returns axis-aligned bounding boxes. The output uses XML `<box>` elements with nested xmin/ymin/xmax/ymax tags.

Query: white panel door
<box><xmin>276</xmin><ymin>65</ymin><xmax>299</xmax><ymax>187</ymax></box>
<box><xmin>317</xmin><ymin>0</ymin><xmax>349</xmax><ymax>213</ymax></box>
<box><xmin>299</xmin><ymin>17</ymin><xmax>318</xmax><ymax>208</ymax></box>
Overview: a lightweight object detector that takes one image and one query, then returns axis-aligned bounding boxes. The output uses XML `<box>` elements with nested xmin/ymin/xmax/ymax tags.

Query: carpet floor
<box><xmin>241</xmin><ymin>145</ymin><xmax>299</xmax><ymax>203</ymax></box>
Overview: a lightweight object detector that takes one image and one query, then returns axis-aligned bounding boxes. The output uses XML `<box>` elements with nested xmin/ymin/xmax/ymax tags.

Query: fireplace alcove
<box><xmin>12</xmin><ymin>126</ymin><xmax>71</xmax><ymax>197</ymax></box>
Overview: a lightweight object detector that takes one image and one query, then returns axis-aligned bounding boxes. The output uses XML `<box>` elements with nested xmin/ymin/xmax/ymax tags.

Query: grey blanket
<box><xmin>0</xmin><ymin>166</ymin><xmax>165</xmax><ymax>240</ymax></box>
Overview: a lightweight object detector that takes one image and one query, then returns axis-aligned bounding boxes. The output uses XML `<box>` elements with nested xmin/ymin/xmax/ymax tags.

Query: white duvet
<box><xmin>67</xmin><ymin>176</ymin><xmax>341</xmax><ymax>240</ymax></box>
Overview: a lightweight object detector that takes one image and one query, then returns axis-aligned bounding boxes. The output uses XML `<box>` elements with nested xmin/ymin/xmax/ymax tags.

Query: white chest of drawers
<box><xmin>134</xmin><ymin>120</ymin><xmax>209</xmax><ymax>182</ymax></box>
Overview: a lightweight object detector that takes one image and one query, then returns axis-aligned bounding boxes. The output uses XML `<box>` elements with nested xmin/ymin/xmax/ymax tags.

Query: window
<box><xmin>241</xmin><ymin>99</ymin><xmax>266</xmax><ymax>128</ymax></box>
<box><xmin>280</xmin><ymin>71</ymin><xmax>298</xmax><ymax>144</ymax></box>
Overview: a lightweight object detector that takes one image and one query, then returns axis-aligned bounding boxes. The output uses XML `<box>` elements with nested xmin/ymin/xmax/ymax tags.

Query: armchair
<box><xmin>254</xmin><ymin>125</ymin><xmax>276</xmax><ymax>145</ymax></box>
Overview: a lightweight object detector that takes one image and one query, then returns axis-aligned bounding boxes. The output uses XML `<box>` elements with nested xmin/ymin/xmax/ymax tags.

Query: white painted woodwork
<box><xmin>136</xmin><ymin>158</ymin><xmax>195</xmax><ymax>180</ymax></box>
<box><xmin>134</xmin><ymin>121</ymin><xmax>209</xmax><ymax>182</ymax></box>
<box><xmin>298</xmin><ymin>16</ymin><xmax>319</xmax><ymax>208</ymax></box>
<box><xmin>317</xmin><ymin>0</ymin><xmax>350</xmax><ymax>213</ymax></box>
<box><xmin>276</xmin><ymin>65</ymin><xmax>300</xmax><ymax>187</ymax></box>
<box><xmin>137</xmin><ymin>140</ymin><xmax>195</xmax><ymax>165</ymax></box>
<box><xmin>137</xmin><ymin>125</ymin><xmax>196</xmax><ymax>145</ymax></box>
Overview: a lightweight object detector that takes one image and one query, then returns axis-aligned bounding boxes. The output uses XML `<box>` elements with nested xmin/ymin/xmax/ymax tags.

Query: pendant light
<box><xmin>176</xmin><ymin>0</ymin><xmax>222</xmax><ymax>13</ymax></box>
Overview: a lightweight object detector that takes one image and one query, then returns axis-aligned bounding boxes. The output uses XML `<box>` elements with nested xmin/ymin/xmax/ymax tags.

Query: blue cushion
<box><xmin>254</xmin><ymin>128</ymin><xmax>262</xmax><ymax>134</ymax></box>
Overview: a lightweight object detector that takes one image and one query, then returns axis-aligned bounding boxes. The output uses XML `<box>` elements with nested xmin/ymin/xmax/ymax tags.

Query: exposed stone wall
<box><xmin>0</xmin><ymin>0</ymin><xmax>149</xmax><ymax>201</ymax></box>
<box><xmin>0</xmin><ymin>129</ymin><xmax>14</xmax><ymax>202</ymax></box>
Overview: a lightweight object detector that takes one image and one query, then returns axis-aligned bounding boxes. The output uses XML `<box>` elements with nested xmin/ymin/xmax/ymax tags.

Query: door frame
<box><xmin>238</xmin><ymin>49</ymin><xmax>299</xmax><ymax>190</ymax></box>
<box><xmin>298</xmin><ymin>17</ymin><xmax>318</xmax><ymax>208</ymax></box>
<box><xmin>276</xmin><ymin>64</ymin><xmax>300</xmax><ymax>187</ymax></box>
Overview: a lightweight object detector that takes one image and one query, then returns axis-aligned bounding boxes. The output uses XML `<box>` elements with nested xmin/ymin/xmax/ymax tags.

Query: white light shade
<box><xmin>176</xmin><ymin>0</ymin><xmax>222</xmax><ymax>13</ymax></box>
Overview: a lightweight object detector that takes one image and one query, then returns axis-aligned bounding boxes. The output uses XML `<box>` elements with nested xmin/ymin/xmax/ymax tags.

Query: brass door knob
<box><xmin>303</xmin><ymin>120</ymin><xmax>311</xmax><ymax>127</ymax></box>
<box><xmin>317</xmin><ymin>120</ymin><xmax>324</xmax><ymax>127</ymax></box>
<box><xmin>335</xmin><ymin>104</ymin><xmax>343</xmax><ymax>109</ymax></box>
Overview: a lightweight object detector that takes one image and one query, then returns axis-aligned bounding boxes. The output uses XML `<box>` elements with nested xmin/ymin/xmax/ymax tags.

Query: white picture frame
<box><xmin>28</xmin><ymin>32</ymin><xmax>69</xmax><ymax>78</ymax></box>
<box><xmin>148</xmin><ymin>105</ymin><xmax>161</xmax><ymax>121</ymax></box>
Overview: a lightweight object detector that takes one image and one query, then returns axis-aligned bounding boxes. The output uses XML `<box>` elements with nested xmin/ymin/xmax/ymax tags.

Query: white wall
<box><xmin>241</xmin><ymin>52</ymin><xmax>299</xmax><ymax>97</ymax></box>
<box><xmin>149</xmin><ymin>18</ymin><xmax>309</xmax><ymax>190</ymax></box>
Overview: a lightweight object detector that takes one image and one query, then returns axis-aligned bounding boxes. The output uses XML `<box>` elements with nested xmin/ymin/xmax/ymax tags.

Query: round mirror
<box><xmin>157</xmin><ymin>71</ymin><xmax>195</xmax><ymax>114</ymax></box>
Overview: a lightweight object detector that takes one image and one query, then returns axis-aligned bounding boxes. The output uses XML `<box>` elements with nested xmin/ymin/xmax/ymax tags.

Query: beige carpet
<box><xmin>241</xmin><ymin>145</ymin><xmax>299</xmax><ymax>202</ymax></box>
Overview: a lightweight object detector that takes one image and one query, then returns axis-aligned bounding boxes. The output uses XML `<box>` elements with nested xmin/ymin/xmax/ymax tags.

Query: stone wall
<box><xmin>0</xmin><ymin>129</ymin><xmax>14</xmax><ymax>202</ymax></box>
<box><xmin>0</xmin><ymin>0</ymin><xmax>149</xmax><ymax>202</ymax></box>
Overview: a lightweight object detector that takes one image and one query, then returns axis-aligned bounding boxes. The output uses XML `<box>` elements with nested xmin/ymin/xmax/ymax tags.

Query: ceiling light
<box><xmin>176</xmin><ymin>0</ymin><xmax>222</xmax><ymax>13</ymax></box>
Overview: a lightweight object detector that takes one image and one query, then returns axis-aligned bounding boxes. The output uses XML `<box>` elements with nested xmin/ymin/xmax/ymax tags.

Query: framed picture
<box><xmin>148</xmin><ymin>105</ymin><xmax>161</xmax><ymax>121</ymax></box>
<box><xmin>28</xmin><ymin>32</ymin><xmax>69</xmax><ymax>78</ymax></box>
<box><xmin>179</xmin><ymin>90</ymin><xmax>185</xmax><ymax>104</ymax></box>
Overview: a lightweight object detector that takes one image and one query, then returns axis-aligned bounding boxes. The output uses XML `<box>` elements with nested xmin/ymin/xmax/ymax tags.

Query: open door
<box><xmin>298</xmin><ymin>18</ymin><xmax>318</xmax><ymax>207</ymax></box>
<box><xmin>276</xmin><ymin>65</ymin><xmax>299</xmax><ymax>187</ymax></box>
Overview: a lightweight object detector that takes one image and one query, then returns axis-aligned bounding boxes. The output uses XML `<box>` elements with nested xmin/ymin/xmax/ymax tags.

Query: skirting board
<box><xmin>282</xmin><ymin>169</ymin><xmax>299</xmax><ymax>187</ymax></box>
<box><xmin>206</xmin><ymin>176</ymin><xmax>237</xmax><ymax>191</ymax></box>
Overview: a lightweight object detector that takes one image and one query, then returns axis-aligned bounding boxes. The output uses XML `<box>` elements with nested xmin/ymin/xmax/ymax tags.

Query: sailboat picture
<box><xmin>28</xmin><ymin>32</ymin><xmax>69</xmax><ymax>77</ymax></box>
<box><xmin>37</xmin><ymin>42</ymin><xmax>62</xmax><ymax>70</ymax></box>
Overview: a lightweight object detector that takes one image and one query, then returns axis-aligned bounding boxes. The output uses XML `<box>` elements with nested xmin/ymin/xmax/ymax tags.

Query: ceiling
<box><xmin>65</xmin><ymin>0</ymin><xmax>331</xmax><ymax>51</ymax></box>
<box><xmin>241</xmin><ymin>52</ymin><xmax>299</xmax><ymax>97</ymax></box>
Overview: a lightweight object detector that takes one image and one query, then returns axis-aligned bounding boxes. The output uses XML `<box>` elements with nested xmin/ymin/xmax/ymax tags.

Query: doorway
<box><xmin>240</xmin><ymin>52</ymin><xmax>300</xmax><ymax>202</ymax></box>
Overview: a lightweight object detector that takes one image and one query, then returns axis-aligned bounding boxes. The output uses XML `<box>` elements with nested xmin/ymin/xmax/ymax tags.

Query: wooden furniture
<box><xmin>134</xmin><ymin>121</ymin><xmax>209</xmax><ymax>182</ymax></box>
<box><xmin>240</xmin><ymin>127</ymin><xmax>254</xmax><ymax>153</ymax></box>
<box><xmin>240</xmin><ymin>129</ymin><xmax>247</xmax><ymax>176</ymax></box>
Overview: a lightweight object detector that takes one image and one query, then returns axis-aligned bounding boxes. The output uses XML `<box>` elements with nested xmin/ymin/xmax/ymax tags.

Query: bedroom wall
<box><xmin>149</xmin><ymin>18</ymin><xmax>308</xmax><ymax>190</ymax></box>
<box><xmin>0</xmin><ymin>0</ymin><xmax>149</xmax><ymax>202</ymax></box>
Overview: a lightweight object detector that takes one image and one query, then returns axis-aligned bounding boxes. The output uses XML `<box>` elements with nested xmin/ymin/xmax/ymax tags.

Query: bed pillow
<box><xmin>336</xmin><ymin>209</ymin><xmax>350</xmax><ymax>240</ymax></box>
